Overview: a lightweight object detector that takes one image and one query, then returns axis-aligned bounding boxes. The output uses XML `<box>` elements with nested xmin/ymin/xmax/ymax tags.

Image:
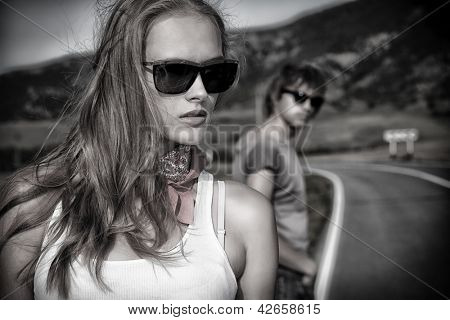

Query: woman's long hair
<box><xmin>0</xmin><ymin>0</ymin><xmax>231</xmax><ymax>298</ymax></box>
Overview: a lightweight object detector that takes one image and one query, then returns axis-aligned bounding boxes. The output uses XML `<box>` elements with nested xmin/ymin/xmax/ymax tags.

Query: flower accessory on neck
<box><xmin>158</xmin><ymin>144</ymin><xmax>207</xmax><ymax>225</ymax></box>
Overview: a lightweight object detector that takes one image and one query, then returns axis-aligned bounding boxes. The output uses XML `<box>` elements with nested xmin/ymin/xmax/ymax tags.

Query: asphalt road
<box><xmin>385</xmin><ymin>163</ymin><xmax>450</xmax><ymax>181</ymax></box>
<box><xmin>313</xmin><ymin>162</ymin><xmax>450</xmax><ymax>299</ymax></box>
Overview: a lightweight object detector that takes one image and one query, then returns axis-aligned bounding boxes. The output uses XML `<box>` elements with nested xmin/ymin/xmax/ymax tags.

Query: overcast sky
<box><xmin>0</xmin><ymin>0</ymin><xmax>352</xmax><ymax>73</ymax></box>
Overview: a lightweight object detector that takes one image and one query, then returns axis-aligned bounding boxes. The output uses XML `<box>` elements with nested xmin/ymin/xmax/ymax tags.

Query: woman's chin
<box><xmin>168</xmin><ymin>127</ymin><xmax>205</xmax><ymax>146</ymax></box>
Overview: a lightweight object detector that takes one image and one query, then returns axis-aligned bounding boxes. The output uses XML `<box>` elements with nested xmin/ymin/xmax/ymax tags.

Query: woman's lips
<box><xmin>180</xmin><ymin>109</ymin><xmax>207</xmax><ymax>118</ymax></box>
<box><xmin>179</xmin><ymin>116</ymin><xmax>207</xmax><ymax>127</ymax></box>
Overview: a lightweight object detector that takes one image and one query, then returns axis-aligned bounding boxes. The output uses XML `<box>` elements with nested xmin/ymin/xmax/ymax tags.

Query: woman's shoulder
<box><xmin>0</xmin><ymin>169</ymin><xmax>60</xmax><ymax>247</ymax></box>
<box><xmin>219</xmin><ymin>180</ymin><xmax>274</xmax><ymax>234</ymax></box>
<box><xmin>223</xmin><ymin>180</ymin><xmax>269</xmax><ymax>204</ymax></box>
<box><xmin>216</xmin><ymin>180</ymin><xmax>277</xmax><ymax>283</ymax></box>
<box><xmin>0</xmin><ymin>173</ymin><xmax>56</xmax><ymax>299</ymax></box>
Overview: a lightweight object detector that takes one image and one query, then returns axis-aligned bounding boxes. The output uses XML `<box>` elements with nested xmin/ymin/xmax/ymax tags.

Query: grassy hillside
<box><xmin>2</xmin><ymin>0</ymin><xmax>449</xmax><ymax>121</ymax></box>
<box><xmin>224</xmin><ymin>0</ymin><xmax>450</xmax><ymax>115</ymax></box>
<box><xmin>0</xmin><ymin>0</ymin><xmax>449</xmax><ymax>171</ymax></box>
<box><xmin>0</xmin><ymin>54</ymin><xmax>90</xmax><ymax>122</ymax></box>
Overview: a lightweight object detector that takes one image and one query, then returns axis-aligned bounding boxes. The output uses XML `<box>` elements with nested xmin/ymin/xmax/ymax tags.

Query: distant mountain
<box><xmin>0</xmin><ymin>0</ymin><xmax>449</xmax><ymax>123</ymax></box>
<box><xmin>227</xmin><ymin>0</ymin><xmax>450</xmax><ymax>115</ymax></box>
<box><xmin>0</xmin><ymin>53</ymin><xmax>91</xmax><ymax>122</ymax></box>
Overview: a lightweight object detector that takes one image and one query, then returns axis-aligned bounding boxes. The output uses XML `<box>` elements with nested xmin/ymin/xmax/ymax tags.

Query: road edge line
<box><xmin>318</xmin><ymin>162</ymin><xmax>450</xmax><ymax>188</ymax></box>
<box><xmin>365</xmin><ymin>163</ymin><xmax>450</xmax><ymax>189</ymax></box>
<box><xmin>312</xmin><ymin>168</ymin><xmax>345</xmax><ymax>300</ymax></box>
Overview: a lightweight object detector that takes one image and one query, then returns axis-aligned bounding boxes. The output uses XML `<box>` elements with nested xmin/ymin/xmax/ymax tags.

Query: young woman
<box><xmin>0</xmin><ymin>0</ymin><xmax>277</xmax><ymax>299</ymax></box>
<box><xmin>232</xmin><ymin>63</ymin><xmax>326</xmax><ymax>299</ymax></box>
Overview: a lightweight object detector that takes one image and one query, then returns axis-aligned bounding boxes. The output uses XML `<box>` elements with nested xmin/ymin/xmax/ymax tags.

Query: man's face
<box><xmin>275</xmin><ymin>82</ymin><xmax>324</xmax><ymax>128</ymax></box>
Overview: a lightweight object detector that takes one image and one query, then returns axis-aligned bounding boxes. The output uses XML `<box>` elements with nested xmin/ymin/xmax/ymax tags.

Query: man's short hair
<box><xmin>263</xmin><ymin>63</ymin><xmax>326</xmax><ymax>118</ymax></box>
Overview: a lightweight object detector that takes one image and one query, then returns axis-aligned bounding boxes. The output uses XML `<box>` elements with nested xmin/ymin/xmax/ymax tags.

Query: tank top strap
<box><xmin>192</xmin><ymin>171</ymin><xmax>227</xmax><ymax>249</ymax></box>
<box><xmin>192</xmin><ymin>170</ymin><xmax>213</xmax><ymax>228</ymax></box>
<box><xmin>217</xmin><ymin>180</ymin><xmax>226</xmax><ymax>248</ymax></box>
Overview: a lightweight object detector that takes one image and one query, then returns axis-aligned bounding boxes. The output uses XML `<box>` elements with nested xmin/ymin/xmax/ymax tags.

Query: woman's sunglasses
<box><xmin>143</xmin><ymin>59</ymin><xmax>239</xmax><ymax>94</ymax></box>
<box><xmin>280</xmin><ymin>88</ymin><xmax>324</xmax><ymax>110</ymax></box>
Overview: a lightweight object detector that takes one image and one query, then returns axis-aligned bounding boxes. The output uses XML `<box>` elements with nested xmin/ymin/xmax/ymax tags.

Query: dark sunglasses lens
<box><xmin>201</xmin><ymin>62</ymin><xmax>238</xmax><ymax>93</ymax></box>
<box><xmin>153</xmin><ymin>64</ymin><xmax>197</xmax><ymax>94</ymax></box>
<box><xmin>310</xmin><ymin>96</ymin><xmax>324</xmax><ymax>109</ymax></box>
<box><xmin>296</xmin><ymin>92</ymin><xmax>308</xmax><ymax>103</ymax></box>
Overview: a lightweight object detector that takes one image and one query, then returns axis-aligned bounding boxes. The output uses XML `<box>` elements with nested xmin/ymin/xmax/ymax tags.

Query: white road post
<box><xmin>383</xmin><ymin>128</ymin><xmax>419</xmax><ymax>159</ymax></box>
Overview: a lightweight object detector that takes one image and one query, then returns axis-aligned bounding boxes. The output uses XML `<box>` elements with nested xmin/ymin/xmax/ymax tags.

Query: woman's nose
<box><xmin>185</xmin><ymin>73</ymin><xmax>208</xmax><ymax>102</ymax></box>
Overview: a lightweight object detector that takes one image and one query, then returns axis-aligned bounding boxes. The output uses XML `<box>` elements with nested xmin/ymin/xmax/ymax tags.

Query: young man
<box><xmin>232</xmin><ymin>63</ymin><xmax>326</xmax><ymax>299</ymax></box>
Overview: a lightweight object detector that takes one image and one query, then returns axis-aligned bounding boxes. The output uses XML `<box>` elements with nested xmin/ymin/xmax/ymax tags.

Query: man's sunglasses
<box><xmin>280</xmin><ymin>88</ymin><xmax>324</xmax><ymax>110</ymax></box>
<box><xmin>143</xmin><ymin>59</ymin><xmax>239</xmax><ymax>94</ymax></box>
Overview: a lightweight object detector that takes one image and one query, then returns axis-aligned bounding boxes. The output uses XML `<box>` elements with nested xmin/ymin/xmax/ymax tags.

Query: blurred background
<box><xmin>1</xmin><ymin>0</ymin><xmax>449</xmax><ymax>169</ymax></box>
<box><xmin>0</xmin><ymin>0</ymin><xmax>449</xmax><ymax>299</ymax></box>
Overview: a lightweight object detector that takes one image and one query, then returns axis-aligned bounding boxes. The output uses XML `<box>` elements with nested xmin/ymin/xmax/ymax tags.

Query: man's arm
<box><xmin>246</xmin><ymin>170</ymin><xmax>317</xmax><ymax>277</ymax></box>
<box><xmin>246</xmin><ymin>169</ymin><xmax>275</xmax><ymax>199</ymax></box>
<box><xmin>278</xmin><ymin>237</ymin><xmax>316</xmax><ymax>276</ymax></box>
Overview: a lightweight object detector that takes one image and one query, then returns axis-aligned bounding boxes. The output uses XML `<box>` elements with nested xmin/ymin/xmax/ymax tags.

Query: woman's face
<box><xmin>145</xmin><ymin>14</ymin><xmax>223</xmax><ymax>146</ymax></box>
<box><xmin>274</xmin><ymin>81</ymin><xmax>316</xmax><ymax>128</ymax></box>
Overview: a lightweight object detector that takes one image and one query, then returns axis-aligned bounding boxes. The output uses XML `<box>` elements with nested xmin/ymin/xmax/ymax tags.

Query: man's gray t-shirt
<box><xmin>232</xmin><ymin>131</ymin><xmax>309</xmax><ymax>252</ymax></box>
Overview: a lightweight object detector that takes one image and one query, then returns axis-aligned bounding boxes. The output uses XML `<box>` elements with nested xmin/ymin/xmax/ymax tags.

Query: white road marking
<box><xmin>367</xmin><ymin>164</ymin><xmax>450</xmax><ymax>189</ymax></box>
<box><xmin>312</xmin><ymin>168</ymin><xmax>345</xmax><ymax>300</ymax></box>
<box><xmin>392</xmin><ymin>162</ymin><xmax>450</xmax><ymax>169</ymax></box>
<box><xmin>312</xmin><ymin>162</ymin><xmax>449</xmax><ymax>299</ymax></box>
<box><xmin>321</xmin><ymin>162</ymin><xmax>450</xmax><ymax>189</ymax></box>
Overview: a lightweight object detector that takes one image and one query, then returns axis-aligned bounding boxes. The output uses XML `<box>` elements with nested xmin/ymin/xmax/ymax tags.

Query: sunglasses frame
<box><xmin>280</xmin><ymin>88</ymin><xmax>324</xmax><ymax>110</ymax></box>
<box><xmin>143</xmin><ymin>59</ymin><xmax>239</xmax><ymax>94</ymax></box>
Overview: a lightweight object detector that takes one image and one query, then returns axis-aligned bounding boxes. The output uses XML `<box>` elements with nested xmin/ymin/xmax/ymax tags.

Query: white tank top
<box><xmin>34</xmin><ymin>171</ymin><xmax>237</xmax><ymax>299</ymax></box>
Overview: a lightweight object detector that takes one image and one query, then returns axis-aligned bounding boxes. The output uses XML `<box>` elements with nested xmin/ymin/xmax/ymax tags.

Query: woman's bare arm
<box><xmin>0</xmin><ymin>197</ymin><xmax>47</xmax><ymax>299</ymax></box>
<box><xmin>226</xmin><ymin>182</ymin><xmax>278</xmax><ymax>299</ymax></box>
